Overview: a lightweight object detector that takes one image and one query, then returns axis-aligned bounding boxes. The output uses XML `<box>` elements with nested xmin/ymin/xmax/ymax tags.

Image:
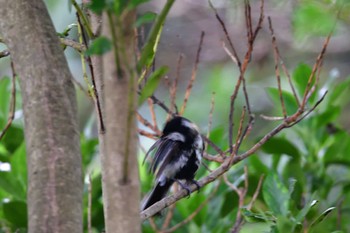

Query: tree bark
<box><xmin>101</xmin><ymin>11</ymin><xmax>141</xmax><ymax>233</ymax></box>
<box><xmin>0</xmin><ymin>1</ymin><xmax>83</xmax><ymax>233</ymax></box>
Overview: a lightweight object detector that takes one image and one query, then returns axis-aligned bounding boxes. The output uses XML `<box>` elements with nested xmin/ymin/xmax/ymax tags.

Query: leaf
<box><xmin>138</xmin><ymin>66</ymin><xmax>168</xmax><ymax>106</ymax></box>
<box><xmin>137</xmin><ymin>0</ymin><xmax>175</xmax><ymax>70</ymax></box>
<box><xmin>324</xmin><ymin>131</ymin><xmax>350</xmax><ymax>166</ymax></box>
<box><xmin>261</xmin><ymin>137</ymin><xmax>300</xmax><ymax>158</ymax></box>
<box><xmin>296</xmin><ymin>196</ymin><xmax>318</xmax><ymax>223</ymax></box>
<box><xmin>292</xmin><ymin>63</ymin><xmax>313</xmax><ymax>97</ymax></box>
<box><xmin>1</xmin><ymin>125</ymin><xmax>24</xmax><ymax>153</ymax></box>
<box><xmin>315</xmin><ymin>106</ymin><xmax>341</xmax><ymax>128</ymax></box>
<box><xmin>310</xmin><ymin>207</ymin><xmax>336</xmax><ymax>228</ymax></box>
<box><xmin>85</xmin><ymin>36</ymin><xmax>112</xmax><ymax>56</ymax></box>
<box><xmin>3</xmin><ymin>200</ymin><xmax>28</xmax><ymax>228</ymax></box>
<box><xmin>292</xmin><ymin>3</ymin><xmax>336</xmax><ymax>40</ymax></box>
<box><xmin>263</xmin><ymin>172</ymin><xmax>290</xmax><ymax>216</ymax></box>
<box><xmin>241</xmin><ymin>208</ymin><xmax>275</xmax><ymax>223</ymax></box>
<box><xmin>0</xmin><ymin>76</ymin><xmax>11</xmax><ymax>124</ymax></box>
<box><xmin>266</xmin><ymin>87</ymin><xmax>298</xmax><ymax>116</ymax></box>
<box><xmin>0</xmin><ymin>171</ymin><xmax>26</xmax><ymax>200</ymax></box>
<box><xmin>10</xmin><ymin>142</ymin><xmax>27</xmax><ymax>187</ymax></box>
<box><xmin>134</xmin><ymin>12</ymin><xmax>157</xmax><ymax>28</ymax></box>
<box><xmin>88</xmin><ymin>0</ymin><xmax>106</xmax><ymax>14</ymax></box>
<box><xmin>129</xmin><ymin>0</ymin><xmax>151</xmax><ymax>9</ymax></box>
<box><xmin>220</xmin><ymin>191</ymin><xmax>238</xmax><ymax>217</ymax></box>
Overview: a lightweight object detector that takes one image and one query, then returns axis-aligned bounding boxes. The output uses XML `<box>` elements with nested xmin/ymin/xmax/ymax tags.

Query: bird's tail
<box><xmin>141</xmin><ymin>180</ymin><xmax>173</xmax><ymax>212</ymax></box>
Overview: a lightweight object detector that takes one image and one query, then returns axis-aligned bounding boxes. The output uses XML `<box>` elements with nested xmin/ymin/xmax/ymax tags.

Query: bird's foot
<box><xmin>174</xmin><ymin>180</ymin><xmax>192</xmax><ymax>198</ymax></box>
<box><xmin>189</xmin><ymin>179</ymin><xmax>201</xmax><ymax>193</ymax></box>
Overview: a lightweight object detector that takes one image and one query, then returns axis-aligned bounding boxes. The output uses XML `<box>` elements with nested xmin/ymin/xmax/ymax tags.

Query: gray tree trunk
<box><xmin>0</xmin><ymin>1</ymin><xmax>83</xmax><ymax>233</ymax></box>
<box><xmin>101</xmin><ymin>10</ymin><xmax>141</xmax><ymax>233</ymax></box>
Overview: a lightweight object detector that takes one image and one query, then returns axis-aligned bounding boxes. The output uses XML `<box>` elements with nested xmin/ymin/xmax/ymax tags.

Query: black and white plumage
<box><xmin>141</xmin><ymin>116</ymin><xmax>204</xmax><ymax>212</ymax></box>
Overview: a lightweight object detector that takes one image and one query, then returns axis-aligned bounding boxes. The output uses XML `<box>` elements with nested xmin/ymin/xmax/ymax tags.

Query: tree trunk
<box><xmin>101</xmin><ymin>10</ymin><xmax>141</xmax><ymax>233</ymax></box>
<box><xmin>0</xmin><ymin>1</ymin><xmax>83</xmax><ymax>233</ymax></box>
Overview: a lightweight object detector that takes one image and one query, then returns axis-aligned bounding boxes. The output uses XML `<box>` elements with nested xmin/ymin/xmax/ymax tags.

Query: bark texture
<box><xmin>101</xmin><ymin>11</ymin><xmax>141</xmax><ymax>233</ymax></box>
<box><xmin>0</xmin><ymin>1</ymin><xmax>83</xmax><ymax>233</ymax></box>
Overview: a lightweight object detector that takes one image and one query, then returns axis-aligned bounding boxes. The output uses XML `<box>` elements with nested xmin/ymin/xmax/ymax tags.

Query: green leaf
<box><xmin>88</xmin><ymin>0</ymin><xmax>106</xmax><ymax>14</ymax></box>
<box><xmin>0</xmin><ymin>76</ymin><xmax>11</xmax><ymax>124</ymax></box>
<box><xmin>1</xmin><ymin>126</ymin><xmax>24</xmax><ymax>153</ymax></box>
<box><xmin>296</xmin><ymin>196</ymin><xmax>318</xmax><ymax>223</ymax></box>
<box><xmin>134</xmin><ymin>12</ymin><xmax>157</xmax><ymax>28</ymax></box>
<box><xmin>241</xmin><ymin>208</ymin><xmax>275</xmax><ymax>223</ymax></box>
<box><xmin>324</xmin><ymin>131</ymin><xmax>350</xmax><ymax>166</ymax></box>
<box><xmin>0</xmin><ymin>171</ymin><xmax>26</xmax><ymax>200</ymax></box>
<box><xmin>292</xmin><ymin>3</ymin><xmax>336</xmax><ymax>40</ymax></box>
<box><xmin>310</xmin><ymin>207</ymin><xmax>336</xmax><ymax>228</ymax></box>
<box><xmin>292</xmin><ymin>63</ymin><xmax>313</xmax><ymax>98</ymax></box>
<box><xmin>137</xmin><ymin>0</ymin><xmax>175</xmax><ymax>70</ymax></box>
<box><xmin>10</xmin><ymin>142</ymin><xmax>27</xmax><ymax>187</ymax></box>
<box><xmin>266</xmin><ymin>87</ymin><xmax>298</xmax><ymax>116</ymax></box>
<box><xmin>138</xmin><ymin>66</ymin><xmax>168</xmax><ymax>106</ymax></box>
<box><xmin>220</xmin><ymin>191</ymin><xmax>238</xmax><ymax>217</ymax></box>
<box><xmin>263</xmin><ymin>172</ymin><xmax>290</xmax><ymax>216</ymax></box>
<box><xmin>85</xmin><ymin>36</ymin><xmax>112</xmax><ymax>56</ymax></box>
<box><xmin>129</xmin><ymin>0</ymin><xmax>151</xmax><ymax>9</ymax></box>
<box><xmin>3</xmin><ymin>200</ymin><xmax>27</xmax><ymax>228</ymax></box>
<box><xmin>315</xmin><ymin>106</ymin><xmax>341</xmax><ymax>128</ymax></box>
<box><xmin>261</xmin><ymin>137</ymin><xmax>300</xmax><ymax>158</ymax></box>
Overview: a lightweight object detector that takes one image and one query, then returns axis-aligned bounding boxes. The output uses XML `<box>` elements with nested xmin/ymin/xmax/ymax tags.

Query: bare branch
<box><xmin>209</xmin><ymin>0</ymin><xmax>241</xmax><ymax>67</ymax></box>
<box><xmin>267</xmin><ymin>16</ymin><xmax>300</xmax><ymax>106</ymax></box>
<box><xmin>147</xmin><ymin>98</ymin><xmax>159</xmax><ymax>132</ymax></box>
<box><xmin>301</xmin><ymin>32</ymin><xmax>332</xmax><ymax>109</ymax></box>
<box><xmin>0</xmin><ymin>61</ymin><xmax>16</xmax><ymax>141</ymax></box>
<box><xmin>205</xmin><ymin>92</ymin><xmax>216</xmax><ymax>147</ymax></box>
<box><xmin>60</xmin><ymin>38</ymin><xmax>86</xmax><ymax>53</ymax></box>
<box><xmin>136</xmin><ymin>112</ymin><xmax>162</xmax><ymax>135</ymax></box>
<box><xmin>180</xmin><ymin>31</ymin><xmax>205</xmax><ymax>115</ymax></box>
<box><xmin>162</xmin><ymin>181</ymin><xmax>221</xmax><ymax>233</ymax></box>
<box><xmin>268</xmin><ymin>17</ymin><xmax>287</xmax><ymax>118</ymax></box>
<box><xmin>76</xmin><ymin>11</ymin><xmax>105</xmax><ymax>133</ymax></box>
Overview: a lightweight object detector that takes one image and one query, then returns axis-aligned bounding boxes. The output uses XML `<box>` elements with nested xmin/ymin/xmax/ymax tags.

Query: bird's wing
<box><xmin>145</xmin><ymin>132</ymin><xmax>185</xmax><ymax>175</ymax></box>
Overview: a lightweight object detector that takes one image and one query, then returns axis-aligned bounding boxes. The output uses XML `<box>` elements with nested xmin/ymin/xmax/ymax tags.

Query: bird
<box><xmin>141</xmin><ymin>116</ymin><xmax>204</xmax><ymax>213</ymax></box>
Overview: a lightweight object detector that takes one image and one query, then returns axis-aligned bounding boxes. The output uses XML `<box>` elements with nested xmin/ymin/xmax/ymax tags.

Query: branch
<box><xmin>180</xmin><ymin>31</ymin><xmax>205</xmax><ymax>115</ymax></box>
<box><xmin>0</xmin><ymin>61</ymin><xmax>16</xmax><ymax>141</ymax></box>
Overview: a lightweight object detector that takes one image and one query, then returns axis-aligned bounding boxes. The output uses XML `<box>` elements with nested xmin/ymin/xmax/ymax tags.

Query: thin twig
<box><xmin>137</xmin><ymin>112</ymin><xmax>162</xmax><ymax>135</ymax></box>
<box><xmin>138</xmin><ymin>129</ymin><xmax>159</xmax><ymax>140</ymax></box>
<box><xmin>206</xmin><ymin>92</ymin><xmax>216</xmax><ymax>148</ymax></box>
<box><xmin>60</xmin><ymin>38</ymin><xmax>86</xmax><ymax>53</ymax></box>
<box><xmin>161</xmin><ymin>202</ymin><xmax>176</xmax><ymax>231</ymax></box>
<box><xmin>0</xmin><ymin>61</ymin><xmax>16</xmax><ymax>141</ymax></box>
<box><xmin>300</xmin><ymin>32</ymin><xmax>332</xmax><ymax>109</ymax></box>
<box><xmin>247</xmin><ymin>174</ymin><xmax>264</xmax><ymax>210</ymax></box>
<box><xmin>149</xmin><ymin>94</ymin><xmax>176</xmax><ymax>117</ymax></box>
<box><xmin>148</xmin><ymin>98</ymin><xmax>159</xmax><ymax>132</ymax></box>
<box><xmin>77</xmin><ymin>11</ymin><xmax>105</xmax><ymax>133</ymax></box>
<box><xmin>268</xmin><ymin>17</ymin><xmax>287</xmax><ymax>118</ymax></box>
<box><xmin>162</xmin><ymin>180</ymin><xmax>221</xmax><ymax>233</ymax></box>
<box><xmin>267</xmin><ymin>16</ymin><xmax>300</xmax><ymax>106</ymax></box>
<box><xmin>168</xmin><ymin>54</ymin><xmax>183</xmax><ymax>120</ymax></box>
<box><xmin>231</xmin><ymin>106</ymin><xmax>246</xmax><ymax>162</ymax></box>
<box><xmin>180</xmin><ymin>31</ymin><xmax>205</xmax><ymax>115</ymax></box>
<box><xmin>209</xmin><ymin>0</ymin><xmax>241</xmax><ymax>67</ymax></box>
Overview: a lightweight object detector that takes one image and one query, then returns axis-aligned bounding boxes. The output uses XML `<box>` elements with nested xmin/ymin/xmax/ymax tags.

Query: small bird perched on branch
<box><xmin>141</xmin><ymin>116</ymin><xmax>204</xmax><ymax>213</ymax></box>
